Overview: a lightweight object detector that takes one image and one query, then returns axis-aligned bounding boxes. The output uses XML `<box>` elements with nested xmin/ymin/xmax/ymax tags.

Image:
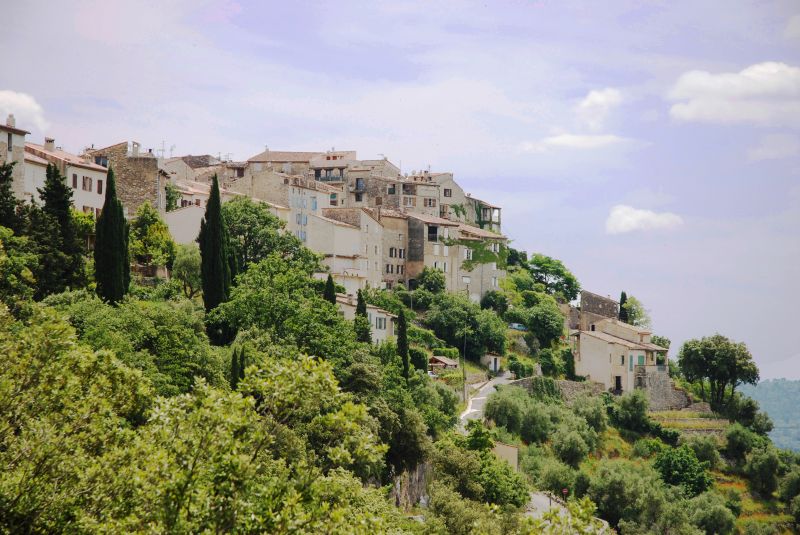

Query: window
<box><xmin>620</xmin><ymin>355</ymin><xmax>625</xmax><ymax>365</ymax></box>
<box><xmin>433</xmin><ymin>244</ymin><xmax>440</xmax><ymax>256</ymax></box>
<box><xmin>492</xmin><ymin>277</ymin><xmax>498</xmax><ymax>287</ymax></box>
<box><xmin>464</xmin><ymin>248</ymin><xmax>473</xmax><ymax>260</ymax></box>
<box><xmin>398</xmin><ymin>233</ymin><xmax>404</xmax><ymax>241</ymax></box>
<box><xmin>311</xmin><ymin>197</ymin><xmax>317</xmax><ymax>210</ymax></box>
<box><xmin>82</xmin><ymin>176</ymin><xmax>92</xmax><ymax>191</ymax></box>
<box><xmin>7</xmin><ymin>133</ymin><xmax>11</xmax><ymax>152</ymax></box>
<box><xmin>424</xmin><ymin>198</ymin><xmax>436</xmax><ymax>208</ymax></box>
<box><xmin>403</xmin><ymin>196</ymin><xmax>415</xmax><ymax>207</ymax></box>
<box><xmin>296</xmin><ymin>213</ymin><xmax>301</xmax><ymax>224</ymax></box>
<box><xmin>444</xmin><ymin>188</ymin><xmax>452</xmax><ymax>197</ymax></box>
<box><xmin>195</xmin><ymin>199</ymin><xmax>201</xmax><ymax>206</ymax></box>
<box><xmin>389</xmin><ymin>247</ymin><xmax>396</xmax><ymax>258</ymax></box>
<box><xmin>72</xmin><ymin>174</ymin><xmax>78</xmax><ymax>189</ymax></box>
<box><xmin>399</xmin><ymin>248</ymin><xmax>405</xmax><ymax>259</ymax></box>
<box><xmin>443</xmin><ymin>262</ymin><xmax>448</xmax><ymax>273</ymax></box>
<box><xmin>387</xmin><ymin>184</ymin><xmax>396</xmax><ymax>194</ymax></box>
<box><xmin>590</xmin><ymin>324</ymin><xmax>596</xmax><ymax>331</ymax></box>
<box><xmin>428</xmin><ymin>225</ymin><xmax>438</xmax><ymax>242</ymax></box>
<box><xmin>374</xmin><ymin>245</ymin><xmax>378</xmax><ymax>254</ymax></box>
<box><xmin>355</xmin><ymin>178</ymin><xmax>365</xmax><ymax>190</ymax></box>
<box><xmin>303</xmin><ymin>214</ymin><xmax>308</xmax><ymax>225</ymax></box>
<box><xmin>375</xmin><ymin>197</ymin><xmax>382</xmax><ymax>206</ymax></box>
<box><xmin>386</xmin><ymin>264</ymin><xmax>393</xmax><ymax>274</ymax></box>
<box><xmin>96</xmin><ymin>179</ymin><xmax>103</xmax><ymax>194</ymax></box>
<box><xmin>82</xmin><ymin>205</ymin><xmax>92</xmax><ymax>213</ymax></box>
<box><xmin>397</xmin><ymin>265</ymin><xmax>404</xmax><ymax>274</ymax></box>
<box><xmin>376</xmin><ymin>317</ymin><xmax>386</xmax><ymax>330</ymax></box>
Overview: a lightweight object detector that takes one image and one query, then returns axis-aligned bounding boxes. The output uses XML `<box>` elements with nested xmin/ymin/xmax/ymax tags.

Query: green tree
<box><xmin>618</xmin><ymin>291</ymin><xmax>628</xmax><ymax>322</ymax></box>
<box><xmin>323</xmin><ymin>273</ymin><xmax>337</xmax><ymax>304</ymax></box>
<box><xmin>725</xmin><ymin>423</ymin><xmax>757</xmax><ymax>464</ymax></box>
<box><xmin>418</xmin><ymin>266</ymin><xmax>446</xmax><ymax>293</ymax></box>
<box><xmin>172</xmin><ymin>243</ymin><xmax>201</xmax><ymax>298</ymax></box>
<box><xmin>397</xmin><ymin>309</ymin><xmax>409</xmax><ymax>381</ymax></box>
<box><xmin>198</xmin><ymin>175</ymin><xmax>232</xmax><ymax>312</ymax></box>
<box><xmin>129</xmin><ymin>201</ymin><xmax>176</xmax><ymax>267</ymax></box>
<box><xmin>164</xmin><ymin>182</ymin><xmax>180</xmax><ymax>212</ymax></box>
<box><xmin>526</xmin><ymin>253</ymin><xmax>580</xmax><ymax>301</ymax></box>
<box><xmin>229</xmin><ymin>346</ymin><xmax>240</xmax><ymax>390</ymax></box>
<box><xmin>621</xmin><ymin>294</ymin><xmax>650</xmax><ymax>328</ymax></box>
<box><xmin>688</xmin><ymin>492</ymin><xmax>736</xmax><ymax>535</ymax></box>
<box><xmin>612</xmin><ymin>389</ymin><xmax>651</xmax><ymax>432</ymax></box>
<box><xmin>0</xmin><ymin>226</ymin><xmax>38</xmax><ymax>314</ymax></box>
<box><xmin>553</xmin><ymin>426</ymin><xmax>590</xmax><ymax>467</ymax></box>
<box><xmin>744</xmin><ymin>446</ymin><xmax>781</xmax><ymax>496</ymax></box>
<box><xmin>678</xmin><ymin>334</ymin><xmax>760</xmax><ymax>409</ymax></box>
<box><xmin>654</xmin><ymin>445</ymin><xmax>712</xmax><ymax>497</ymax></box>
<box><xmin>94</xmin><ymin>166</ymin><xmax>129</xmax><ymax>303</ymax></box>
<box><xmin>39</xmin><ymin>163</ymin><xmax>85</xmax><ymax>290</ymax></box>
<box><xmin>480</xmin><ymin>290</ymin><xmax>509</xmax><ymax>315</ymax></box>
<box><xmin>354</xmin><ymin>289</ymin><xmax>372</xmax><ymax>343</ymax></box>
<box><xmin>424</xmin><ymin>292</ymin><xmax>506</xmax><ymax>361</ymax></box>
<box><xmin>0</xmin><ymin>161</ymin><xmax>22</xmax><ymax>232</ymax></box>
<box><xmin>525</xmin><ymin>293</ymin><xmax>564</xmax><ymax>348</ymax></box>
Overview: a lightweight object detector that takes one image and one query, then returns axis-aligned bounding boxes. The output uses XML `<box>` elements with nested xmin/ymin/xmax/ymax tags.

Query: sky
<box><xmin>2</xmin><ymin>1</ymin><xmax>799</xmax><ymax>379</ymax></box>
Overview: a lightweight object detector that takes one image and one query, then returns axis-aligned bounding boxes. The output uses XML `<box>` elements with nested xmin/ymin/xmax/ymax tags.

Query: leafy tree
<box><xmin>480</xmin><ymin>290</ymin><xmax>508</xmax><ymax>315</ymax></box>
<box><xmin>688</xmin><ymin>492</ymin><xmax>736</xmax><ymax>535</ymax></box>
<box><xmin>129</xmin><ymin>201</ymin><xmax>176</xmax><ymax>267</ymax></box>
<box><xmin>230</xmin><ymin>347</ymin><xmax>241</xmax><ymax>389</ymax></box>
<box><xmin>526</xmin><ymin>253</ymin><xmax>580</xmax><ymax>301</ymax></box>
<box><xmin>538</xmin><ymin>348</ymin><xmax>563</xmax><ymax>377</ymax></box>
<box><xmin>618</xmin><ymin>291</ymin><xmax>628</xmax><ymax>322</ymax></box>
<box><xmin>323</xmin><ymin>273</ymin><xmax>337</xmax><ymax>304</ymax></box>
<box><xmin>172</xmin><ymin>243</ymin><xmax>201</xmax><ymax>298</ymax></box>
<box><xmin>424</xmin><ymin>292</ymin><xmax>506</xmax><ymax>361</ymax></box>
<box><xmin>679</xmin><ymin>334</ymin><xmax>760</xmax><ymax>409</ymax></box>
<box><xmin>571</xmin><ymin>393</ymin><xmax>608</xmax><ymax>434</ymax></box>
<box><xmin>612</xmin><ymin>389</ymin><xmax>651</xmax><ymax>432</ymax></box>
<box><xmin>725</xmin><ymin>423</ymin><xmax>757</xmax><ymax>464</ymax></box>
<box><xmin>520</xmin><ymin>402</ymin><xmax>552</xmax><ymax>443</ymax></box>
<box><xmin>94</xmin><ymin>166</ymin><xmax>130</xmax><ymax>303</ymax></box>
<box><xmin>744</xmin><ymin>446</ymin><xmax>781</xmax><ymax>496</ymax></box>
<box><xmin>779</xmin><ymin>467</ymin><xmax>800</xmax><ymax>503</ymax></box>
<box><xmin>222</xmin><ymin>196</ymin><xmax>313</xmax><ymax>271</ymax></box>
<box><xmin>621</xmin><ymin>294</ymin><xmax>650</xmax><ymax>328</ymax></box>
<box><xmin>0</xmin><ymin>161</ymin><xmax>22</xmax><ymax>232</ymax></box>
<box><xmin>465</xmin><ymin>420</ymin><xmax>494</xmax><ymax>452</ymax></box>
<box><xmin>418</xmin><ymin>265</ymin><xmax>446</xmax><ymax>293</ymax></box>
<box><xmin>354</xmin><ymin>289</ymin><xmax>372</xmax><ymax>343</ymax></box>
<box><xmin>525</xmin><ymin>293</ymin><xmax>564</xmax><ymax>348</ymax></box>
<box><xmin>397</xmin><ymin>309</ymin><xmax>409</xmax><ymax>381</ymax></box>
<box><xmin>506</xmin><ymin>247</ymin><xmax>527</xmax><ymax>267</ymax></box>
<box><xmin>553</xmin><ymin>426</ymin><xmax>590</xmax><ymax>467</ymax></box>
<box><xmin>198</xmin><ymin>175</ymin><xmax>233</xmax><ymax>313</ymax></box>
<box><xmin>164</xmin><ymin>181</ymin><xmax>179</xmax><ymax>212</ymax></box>
<box><xmin>682</xmin><ymin>435</ymin><xmax>722</xmax><ymax>470</ymax></box>
<box><xmin>652</xmin><ymin>334</ymin><xmax>671</xmax><ymax>350</ymax></box>
<box><xmin>71</xmin><ymin>208</ymin><xmax>95</xmax><ymax>251</ymax></box>
<box><xmin>477</xmin><ymin>452</ymin><xmax>529</xmax><ymax>507</ymax></box>
<box><xmin>409</xmin><ymin>346</ymin><xmax>428</xmax><ymax>372</ymax></box>
<box><xmin>39</xmin><ymin>163</ymin><xmax>85</xmax><ymax>289</ymax></box>
<box><xmin>654</xmin><ymin>445</ymin><xmax>712</xmax><ymax>497</ymax></box>
<box><xmin>0</xmin><ymin>226</ymin><xmax>38</xmax><ymax>314</ymax></box>
<box><xmin>484</xmin><ymin>386</ymin><xmax>529</xmax><ymax>434</ymax></box>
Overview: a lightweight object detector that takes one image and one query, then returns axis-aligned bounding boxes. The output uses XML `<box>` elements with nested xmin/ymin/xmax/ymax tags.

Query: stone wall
<box><xmin>580</xmin><ymin>290</ymin><xmax>618</xmax><ymax>319</ymax></box>
<box><xmin>634</xmin><ymin>366</ymin><xmax>691</xmax><ymax>411</ymax></box>
<box><xmin>86</xmin><ymin>142</ymin><xmax>161</xmax><ymax>216</ymax></box>
<box><xmin>321</xmin><ymin>207</ymin><xmax>361</xmax><ymax>227</ymax></box>
<box><xmin>509</xmin><ymin>377</ymin><xmax>605</xmax><ymax>402</ymax></box>
<box><xmin>390</xmin><ymin>462</ymin><xmax>432</xmax><ymax>510</ymax></box>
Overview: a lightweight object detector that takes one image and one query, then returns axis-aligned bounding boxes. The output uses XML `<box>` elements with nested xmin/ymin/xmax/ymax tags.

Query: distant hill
<box><xmin>740</xmin><ymin>379</ymin><xmax>800</xmax><ymax>451</ymax></box>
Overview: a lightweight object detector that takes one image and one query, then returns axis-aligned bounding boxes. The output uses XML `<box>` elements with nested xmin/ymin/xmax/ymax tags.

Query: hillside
<box><xmin>741</xmin><ymin>379</ymin><xmax>800</xmax><ymax>452</ymax></box>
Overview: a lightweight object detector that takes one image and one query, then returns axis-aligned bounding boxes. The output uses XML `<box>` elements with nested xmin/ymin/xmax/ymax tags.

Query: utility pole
<box><xmin>462</xmin><ymin>318</ymin><xmax>468</xmax><ymax>403</ymax></box>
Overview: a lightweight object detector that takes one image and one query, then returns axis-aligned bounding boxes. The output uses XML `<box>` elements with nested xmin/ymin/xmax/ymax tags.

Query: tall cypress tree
<box><xmin>398</xmin><ymin>309</ymin><xmax>409</xmax><ymax>382</ymax></box>
<box><xmin>239</xmin><ymin>347</ymin><xmax>246</xmax><ymax>380</ymax></box>
<box><xmin>619</xmin><ymin>291</ymin><xmax>628</xmax><ymax>323</ymax></box>
<box><xmin>0</xmin><ymin>161</ymin><xmax>22</xmax><ymax>233</ymax></box>
<box><xmin>94</xmin><ymin>166</ymin><xmax>129</xmax><ymax>303</ymax></box>
<box><xmin>354</xmin><ymin>289</ymin><xmax>372</xmax><ymax>344</ymax></box>
<box><xmin>39</xmin><ymin>164</ymin><xmax>84</xmax><ymax>289</ymax></box>
<box><xmin>324</xmin><ymin>274</ymin><xmax>337</xmax><ymax>304</ymax></box>
<box><xmin>230</xmin><ymin>347</ymin><xmax>240</xmax><ymax>390</ymax></box>
<box><xmin>198</xmin><ymin>175</ymin><xmax>232</xmax><ymax>312</ymax></box>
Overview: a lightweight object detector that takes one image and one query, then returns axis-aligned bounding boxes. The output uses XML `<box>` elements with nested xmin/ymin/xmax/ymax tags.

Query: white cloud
<box><xmin>785</xmin><ymin>14</ymin><xmax>800</xmax><ymax>41</ymax></box>
<box><xmin>0</xmin><ymin>90</ymin><xmax>49</xmax><ymax>132</ymax></box>
<box><xmin>576</xmin><ymin>88</ymin><xmax>623</xmax><ymax>131</ymax></box>
<box><xmin>747</xmin><ymin>134</ymin><xmax>800</xmax><ymax>161</ymax></box>
<box><xmin>668</xmin><ymin>62</ymin><xmax>800</xmax><ymax>127</ymax></box>
<box><xmin>605</xmin><ymin>205</ymin><xmax>684</xmax><ymax>234</ymax></box>
<box><xmin>521</xmin><ymin>134</ymin><xmax>629</xmax><ymax>152</ymax></box>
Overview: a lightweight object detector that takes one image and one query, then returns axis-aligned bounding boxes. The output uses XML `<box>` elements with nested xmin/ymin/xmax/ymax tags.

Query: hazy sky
<box><xmin>2</xmin><ymin>1</ymin><xmax>799</xmax><ymax>378</ymax></box>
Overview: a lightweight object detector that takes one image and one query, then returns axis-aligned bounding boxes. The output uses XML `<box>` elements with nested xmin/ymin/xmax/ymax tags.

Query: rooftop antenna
<box><xmin>156</xmin><ymin>140</ymin><xmax>166</xmax><ymax>158</ymax></box>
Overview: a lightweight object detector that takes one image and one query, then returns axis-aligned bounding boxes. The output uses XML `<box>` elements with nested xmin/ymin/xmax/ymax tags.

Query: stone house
<box><xmin>25</xmin><ymin>138</ymin><xmax>108</xmax><ymax>216</ymax></box>
<box><xmin>83</xmin><ymin>141</ymin><xmax>163</xmax><ymax>217</ymax></box>
<box><xmin>161</xmin><ymin>154</ymin><xmax>222</xmax><ymax>183</ymax></box>
<box><xmin>335</xmin><ymin>293</ymin><xmax>396</xmax><ymax>345</ymax></box>
<box><xmin>454</xmin><ymin>223</ymin><xmax>506</xmax><ymax>301</ymax></box>
<box><xmin>0</xmin><ymin>114</ymin><xmax>29</xmax><ymax>200</ymax></box>
<box><xmin>406</xmin><ymin>212</ymin><xmax>461</xmax><ymax>290</ymax></box>
<box><xmin>320</xmin><ymin>207</ymin><xmax>385</xmax><ymax>291</ymax></box>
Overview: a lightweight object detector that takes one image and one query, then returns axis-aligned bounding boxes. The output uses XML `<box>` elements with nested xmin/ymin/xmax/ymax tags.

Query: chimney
<box><xmin>132</xmin><ymin>142</ymin><xmax>140</xmax><ymax>157</ymax></box>
<box><xmin>6</xmin><ymin>114</ymin><xmax>15</xmax><ymax>128</ymax></box>
<box><xmin>44</xmin><ymin>137</ymin><xmax>55</xmax><ymax>152</ymax></box>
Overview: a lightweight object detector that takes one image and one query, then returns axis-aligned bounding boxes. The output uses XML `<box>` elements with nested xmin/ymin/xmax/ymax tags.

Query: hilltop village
<box><xmin>1</xmin><ymin>113</ymin><xmax>797</xmax><ymax>533</ymax></box>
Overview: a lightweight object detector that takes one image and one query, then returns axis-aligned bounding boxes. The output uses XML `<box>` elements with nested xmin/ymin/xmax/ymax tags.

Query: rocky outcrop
<box><xmin>390</xmin><ymin>462</ymin><xmax>432</xmax><ymax>510</ymax></box>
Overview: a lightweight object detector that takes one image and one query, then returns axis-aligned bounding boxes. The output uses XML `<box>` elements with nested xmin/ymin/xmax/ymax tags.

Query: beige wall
<box><xmin>575</xmin><ymin>333</ymin><xmax>648</xmax><ymax>392</ymax></box>
<box><xmin>380</xmin><ymin>214</ymin><xmax>408</xmax><ymax>287</ymax></box>
<box><xmin>0</xmin><ymin>128</ymin><xmax>27</xmax><ymax>199</ymax></box>
<box><xmin>336</xmin><ymin>295</ymin><xmax>396</xmax><ymax>345</ymax></box>
<box><xmin>22</xmin><ymin>159</ymin><xmax>47</xmax><ymax>203</ymax></box>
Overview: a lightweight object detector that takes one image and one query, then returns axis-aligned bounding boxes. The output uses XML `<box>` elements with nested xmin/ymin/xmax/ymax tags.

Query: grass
<box><xmin>658</xmin><ymin>419</ymin><xmax>728</xmax><ymax>430</ymax></box>
<box><xmin>650</xmin><ymin>410</ymin><xmax>719</xmax><ymax>419</ymax></box>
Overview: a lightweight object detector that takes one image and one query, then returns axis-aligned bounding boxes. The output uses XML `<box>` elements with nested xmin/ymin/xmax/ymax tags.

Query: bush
<box><xmin>484</xmin><ymin>386</ymin><xmax>529</xmax><ymax>434</ymax></box>
<box><xmin>536</xmin><ymin>457</ymin><xmax>576</xmax><ymax>496</ymax></box>
<box><xmin>611</xmin><ymin>390</ymin><xmax>650</xmax><ymax>433</ymax></box>
<box><xmin>688</xmin><ymin>492</ymin><xmax>736</xmax><ymax>535</ymax></box>
<box><xmin>654</xmin><ymin>445</ymin><xmax>712</xmax><ymax>497</ymax></box>
<box><xmin>780</xmin><ymin>468</ymin><xmax>800</xmax><ymax>502</ymax></box>
<box><xmin>433</xmin><ymin>347</ymin><xmax>460</xmax><ymax>359</ymax></box>
<box><xmin>409</xmin><ymin>346</ymin><xmax>429</xmax><ymax>371</ymax></box>
<box><xmin>725</xmin><ymin>423</ymin><xmax>757</xmax><ymax>464</ymax></box>
<box><xmin>633</xmin><ymin>438</ymin><xmax>668</xmax><ymax>459</ymax></box>
<box><xmin>520</xmin><ymin>402</ymin><xmax>552</xmax><ymax>444</ymax></box>
<box><xmin>418</xmin><ymin>266</ymin><xmax>446</xmax><ymax>293</ymax></box>
<box><xmin>480</xmin><ymin>290</ymin><xmax>509</xmax><ymax>316</ymax></box>
<box><xmin>570</xmin><ymin>393</ymin><xmax>607</xmax><ymax>434</ymax></box>
<box><xmin>507</xmin><ymin>354</ymin><xmax>535</xmax><ymax>379</ymax></box>
<box><xmin>552</xmin><ymin>426</ymin><xmax>589</xmax><ymax>467</ymax></box>
<box><xmin>537</xmin><ymin>348</ymin><xmax>563</xmax><ymax>377</ymax></box>
<box><xmin>744</xmin><ymin>446</ymin><xmax>781</xmax><ymax>496</ymax></box>
<box><xmin>682</xmin><ymin>435</ymin><xmax>722</xmax><ymax>470</ymax></box>
<box><xmin>791</xmin><ymin>495</ymin><xmax>800</xmax><ymax>525</ymax></box>
<box><xmin>478</xmin><ymin>453</ymin><xmax>529</xmax><ymax>507</ymax></box>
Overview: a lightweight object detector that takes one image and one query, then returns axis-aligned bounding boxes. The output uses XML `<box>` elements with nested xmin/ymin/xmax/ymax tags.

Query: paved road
<box><xmin>459</xmin><ymin>371</ymin><xmax>513</xmax><ymax>428</ymax></box>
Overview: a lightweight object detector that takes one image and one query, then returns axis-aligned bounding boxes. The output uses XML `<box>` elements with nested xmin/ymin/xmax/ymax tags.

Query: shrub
<box><xmin>552</xmin><ymin>426</ymin><xmax>589</xmax><ymax>468</ymax></box>
<box><xmin>480</xmin><ymin>290</ymin><xmax>508</xmax><ymax>316</ymax></box>
<box><xmin>520</xmin><ymin>402</ymin><xmax>552</xmax><ymax>443</ymax></box>
<box><xmin>536</xmin><ymin>457</ymin><xmax>576</xmax><ymax>496</ymax></box>
<box><xmin>538</xmin><ymin>348</ymin><xmax>563</xmax><ymax>377</ymax></box>
<box><xmin>780</xmin><ymin>468</ymin><xmax>800</xmax><ymax>502</ymax></box>
<box><xmin>478</xmin><ymin>453</ymin><xmax>529</xmax><ymax>507</ymax></box>
<box><xmin>571</xmin><ymin>393</ymin><xmax>607</xmax><ymax>434</ymax></box>
<box><xmin>433</xmin><ymin>347</ymin><xmax>460</xmax><ymax>359</ymax></box>
<box><xmin>744</xmin><ymin>446</ymin><xmax>781</xmax><ymax>496</ymax></box>
<box><xmin>725</xmin><ymin>423</ymin><xmax>756</xmax><ymax>464</ymax></box>
<box><xmin>654</xmin><ymin>445</ymin><xmax>712</xmax><ymax>497</ymax></box>
<box><xmin>633</xmin><ymin>438</ymin><xmax>668</xmax><ymax>459</ymax></box>
<box><xmin>611</xmin><ymin>390</ymin><xmax>650</xmax><ymax>432</ymax></box>
<box><xmin>507</xmin><ymin>354</ymin><xmax>534</xmax><ymax>378</ymax></box>
<box><xmin>484</xmin><ymin>386</ymin><xmax>529</xmax><ymax>434</ymax></box>
<box><xmin>682</xmin><ymin>435</ymin><xmax>722</xmax><ymax>470</ymax></box>
<box><xmin>688</xmin><ymin>492</ymin><xmax>736</xmax><ymax>535</ymax></box>
<box><xmin>409</xmin><ymin>346</ymin><xmax>429</xmax><ymax>371</ymax></box>
<box><xmin>791</xmin><ymin>495</ymin><xmax>800</xmax><ymax>525</ymax></box>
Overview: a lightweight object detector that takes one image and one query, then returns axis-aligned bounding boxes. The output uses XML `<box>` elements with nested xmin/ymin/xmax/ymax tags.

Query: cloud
<box><xmin>747</xmin><ymin>134</ymin><xmax>800</xmax><ymax>161</ymax></box>
<box><xmin>521</xmin><ymin>134</ymin><xmax>630</xmax><ymax>152</ymax></box>
<box><xmin>0</xmin><ymin>90</ymin><xmax>49</xmax><ymax>132</ymax></box>
<box><xmin>576</xmin><ymin>88</ymin><xmax>623</xmax><ymax>131</ymax></box>
<box><xmin>785</xmin><ymin>14</ymin><xmax>800</xmax><ymax>41</ymax></box>
<box><xmin>668</xmin><ymin>62</ymin><xmax>800</xmax><ymax>127</ymax></box>
<box><xmin>605</xmin><ymin>205</ymin><xmax>683</xmax><ymax>234</ymax></box>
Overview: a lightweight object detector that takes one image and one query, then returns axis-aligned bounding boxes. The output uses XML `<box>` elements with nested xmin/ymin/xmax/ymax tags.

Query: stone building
<box><xmin>0</xmin><ymin>114</ymin><xmax>29</xmax><ymax>199</ymax></box>
<box><xmin>83</xmin><ymin>141</ymin><xmax>162</xmax><ymax>217</ymax></box>
<box><xmin>335</xmin><ymin>293</ymin><xmax>396</xmax><ymax>345</ymax></box>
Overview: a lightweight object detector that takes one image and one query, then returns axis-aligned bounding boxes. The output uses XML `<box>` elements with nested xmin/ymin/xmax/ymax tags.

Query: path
<box><xmin>459</xmin><ymin>371</ymin><xmax>512</xmax><ymax>428</ymax></box>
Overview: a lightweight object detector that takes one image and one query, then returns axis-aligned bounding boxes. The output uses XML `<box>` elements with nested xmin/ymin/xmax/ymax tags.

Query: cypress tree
<box><xmin>230</xmin><ymin>347</ymin><xmax>240</xmax><ymax>390</ymax></box>
<box><xmin>619</xmin><ymin>291</ymin><xmax>628</xmax><ymax>323</ymax></box>
<box><xmin>94</xmin><ymin>166</ymin><xmax>129</xmax><ymax>303</ymax></box>
<box><xmin>239</xmin><ymin>347</ymin><xmax>246</xmax><ymax>380</ymax></box>
<box><xmin>198</xmin><ymin>175</ymin><xmax>232</xmax><ymax>312</ymax></box>
<box><xmin>354</xmin><ymin>289</ymin><xmax>372</xmax><ymax>343</ymax></box>
<box><xmin>39</xmin><ymin>164</ymin><xmax>84</xmax><ymax>288</ymax></box>
<box><xmin>0</xmin><ymin>161</ymin><xmax>22</xmax><ymax>233</ymax></box>
<box><xmin>398</xmin><ymin>309</ymin><xmax>409</xmax><ymax>382</ymax></box>
<box><xmin>323</xmin><ymin>273</ymin><xmax>337</xmax><ymax>304</ymax></box>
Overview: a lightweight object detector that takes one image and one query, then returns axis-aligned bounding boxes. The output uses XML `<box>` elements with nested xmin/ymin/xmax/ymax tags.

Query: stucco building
<box><xmin>335</xmin><ymin>293</ymin><xmax>396</xmax><ymax>345</ymax></box>
<box><xmin>0</xmin><ymin>114</ymin><xmax>29</xmax><ymax>199</ymax></box>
